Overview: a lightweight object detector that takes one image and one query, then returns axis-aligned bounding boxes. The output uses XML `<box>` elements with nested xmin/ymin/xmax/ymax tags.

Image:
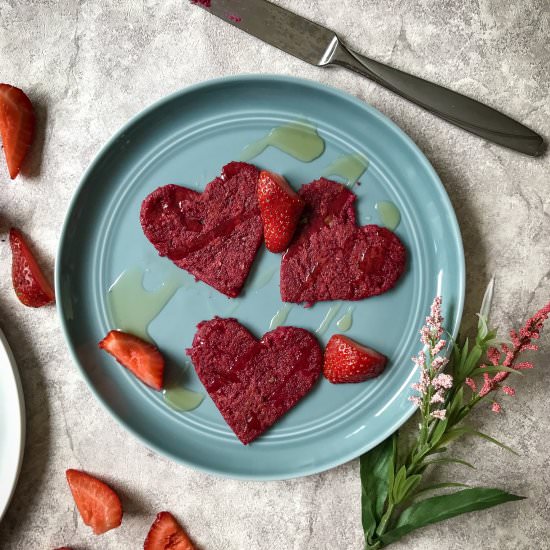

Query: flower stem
<box><xmin>376</xmin><ymin>503</ymin><xmax>395</xmax><ymax>538</ymax></box>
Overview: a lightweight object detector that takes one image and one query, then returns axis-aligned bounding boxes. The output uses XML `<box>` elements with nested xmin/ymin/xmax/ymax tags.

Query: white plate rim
<box><xmin>0</xmin><ymin>326</ymin><xmax>25</xmax><ymax>522</ymax></box>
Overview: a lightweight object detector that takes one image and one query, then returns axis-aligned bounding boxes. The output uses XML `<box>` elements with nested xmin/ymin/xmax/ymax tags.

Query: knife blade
<box><xmin>193</xmin><ymin>0</ymin><xmax>338</xmax><ymax>66</ymax></box>
<box><xmin>193</xmin><ymin>0</ymin><xmax>545</xmax><ymax>157</ymax></box>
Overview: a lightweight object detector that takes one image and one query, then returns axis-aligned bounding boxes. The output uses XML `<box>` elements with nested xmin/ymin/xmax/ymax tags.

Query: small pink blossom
<box><xmin>510</xmin><ymin>329</ymin><xmax>521</xmax><ymax>348</ymax></box>
<box><xmin>409</xmin><ymin>396</ymin><xmax>422</xmax><ymax>407</ymax></box>
<box><xmin>520</xmin><ymin>343</ymin><xmax>538</xmax><ymax>352</ymax></box>
<box><xmin>420</xmin><ymin>368</ymin><xmax>430</xmax><ymax>389</ymax></box>
<box><xmin>431</xmin><ymin>356</ymin><xmax>449</xmax><ymax>371</ymax></box>
<box><xmin>492</xmin><ymin>402</ymin><xmax>502</xmax><ymax>413</ymax></box>
<box><xmin>430</xmin><ymin>390</ymin><xmax>445</xmax><ymax>404</ymax></box>
<box><xmin>433</xmin><ymin>373</ymin><xmax>453</xmax><ymax>390</ymax></box>
<box><xmin>411</xmin><ymin>297</ymin><xmax>452</xmax><ymax>416</ymax></box>
<box><xmin>478</xmin><ymin>301</ymin><xmax>550</xmax><ymax>400</ymax></box>
<box><xmin>465</xmin><ymin>377</ymin><xmax>477</xmax><ymax>391</ymax></box>
<box><xmin>502</xmin><ymin>386</ymin><xmax>515</xmax><ymax>396</ymax></box>
<box><xmin>429</xmin><ymin>296</ymin><xmax>443</xmax><ymax>326</ymax></box>
<box><xmin>431</xmin><ymin>409</ymin><xmax>446</xmax><ymax>420</ymax></box>
<box><xmin>487</xmin><ymin>347</ymin><xmax>501</xmax><ymax>366</ymax></box>
<box><xmin>420</xmin><ymin>326</ymin><xmax>431</xmax><ymax>345</ymax></box>
<box><xmin>432</xmin><ymin>340</ymin><xmax>447</xmax><ymax>355</ymax></box>
<box><xmin>419</xmin><ymin>296</ymin><xmax>444</xmax><ymax>345</ymax></box>
<box><xmin>514</xmin><ymin>361</ymin><xmax>534</xmax><ymax>370</ymax></box>
<box><xmin>412</xmin><ymin>351</ymin><xmax>426</xmax><ymax>367</ymax></box>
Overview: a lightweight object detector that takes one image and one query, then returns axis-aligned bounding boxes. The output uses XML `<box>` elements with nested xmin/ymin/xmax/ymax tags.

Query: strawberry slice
<box><xmin>257</xmin><ymin>170</ymin><xmax>304</xmax><ymax>253</ymax></box>
<box><xmin>9</xmin><ymin>228</ymin><xmax>55</xmax><ymax>307</ymax></box>
<box><xmin>144</xmin><ymin>511</ymin><xmax>196</xmax><ymax>550</ymax></box>
<box><xmin>66</xmin><ymin>469</ymin><xmax>123</xmax><ymax>535</ymax></box>
<box><xmin>99</xmin><ymin>330</ymin><xmax>165</xmax><ymax>390</ymax></box>
<box><xmin>323</xmin><ymin>335</ymin><xmax>387</xmax><ymax>383</ymax></box>
<box><xmin>0</xmin><ymin>84</ymin><xmax>35</xmax><ymax>179</ymax></box>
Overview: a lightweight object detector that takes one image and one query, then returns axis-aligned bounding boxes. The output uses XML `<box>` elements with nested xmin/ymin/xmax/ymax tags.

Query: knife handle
<box><xmin>329</xmin><ymin>43</ymin><xmax>546</xmax><ymax>157</ymax></box>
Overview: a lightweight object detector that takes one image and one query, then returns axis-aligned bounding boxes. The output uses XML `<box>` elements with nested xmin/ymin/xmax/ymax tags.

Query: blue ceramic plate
<box><xmin>56</xmin><ymin>75</ymin><xmax>464</xmax><ymax>480</ymax></box>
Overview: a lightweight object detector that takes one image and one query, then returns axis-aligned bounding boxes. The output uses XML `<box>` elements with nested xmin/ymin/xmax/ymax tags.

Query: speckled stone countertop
<box><xmin>0</xmin><ymin>1</ymin><xmax>549</xmax><ymax>548</ymax></box>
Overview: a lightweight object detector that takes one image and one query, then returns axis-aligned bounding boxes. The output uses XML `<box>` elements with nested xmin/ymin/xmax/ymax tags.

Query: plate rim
<box><xmin>0</xmin><ymin>327</ymin><xmax>26</xmax><ymax>519</ymax></box>
<box><xmin>55</xmin><ymin>74</ymin><xmax>465</xmax><ymax>480</ymax></box>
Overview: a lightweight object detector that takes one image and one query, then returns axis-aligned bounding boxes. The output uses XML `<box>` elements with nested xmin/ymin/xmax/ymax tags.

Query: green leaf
<box><xmin>462</xmin><ymin>337</ymin><xmax>469</xmax><ymax>360</ymax></box>
<box><xmin>458</xmin><ymin>345</ymin><xmax>483</xmax><ymax>380</ymax></box>
<box><xmin>478</xmin><ymin>277</ymin><xmax>495</xmax><ymax>329</ymax></box>
<box><xmin>477</xmin><ymin>314</ymin><xmax>489</xmax><ymax>341</ymax></box>
<box><xmin>429</xmin><ymin>418</ymin><xmax>448</xmax><ymax>447</ymax></box>
<box><xmin>380</xmin><ymin>488</ymin><xmax>524</xmax><ymax>545</ymax></box>
<box><xmin>446</xmin><ymin>387</ymin><xmax>464</xmax><ymax>424</ymax></box>
<box><xmin>387</xmin><ymin>433</ymin><xmax>397</xmax><ymax>503</ymax></box>
<box><xmin>426</xmin><ymin>446</ymin><xmax>447</xmax><ymax>455</ymax></box>
<box><xmin>456</xmin><ymin>338</ymin><xmax>469</xmax><ymax>376</ymax></box>
<box><xmin>422</xmin><ymin>457</ymin><xmax>475</xmax><ymax>469</ymax></box>
<box><xmin>437</xmin><ymin>427</ymin><xmax>519</xmax><ymax>455</ymax></box>
<box><xmin>360</xmin><ymin>434</ymin><xmax>395</xmax><ymax>543</ymax></box>
<box><xmin>391</xmin><ymin>466</ymin><xmax>407</xmax><ymax>502</ymax></box>
<box><xmin>415</xmin><ymin>482</ymin><xmax>470</xmax><ymax>496</ymax></box>
<box><xmin>469</xmin><ymin>429</ymin><xmax>519</xmax><ymax>455</ymax></box>
<box><xmin>399</xmin><ymin>475</ymin><xmax>423</xmax><ymax>502</ymax></box>
<box><xmin>452</xmin><ymin>342</ymin><xmax>461</xmax><ymax>369</ymax></box>
<box><xmin>470</xmin><ymin>365</ymin><xmax>522</xmax><ymax>378</ymax></box>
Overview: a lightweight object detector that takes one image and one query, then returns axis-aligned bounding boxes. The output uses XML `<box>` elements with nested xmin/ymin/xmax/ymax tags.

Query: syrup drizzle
<box><xmin>336</xmin><ymin>306</ymin><xmax>354</xmax><ymax>332</ymax></box>
<box><xmin>240</xmin><ymin>121</ymin><xmax>325</xmax><ymax>162</ymax></box>
<box><xmin>108</xmin><ymin>266</ymin><xmax>188</xmax><ymax>341</ymax></box>
<box><xmin>322</xmin><ymin>153</ymin><xmax>369</xmax><ymax>188</ymax></box>
<box><xmin>375</xmin><ymin>201</ymin><xmax>401</xmax><ymax>231</ymax></box>
<box><xmin>269</xmin><ymin>303</ymin><xmax>293</xmax><ymax>330</ymax></box>
<box><xmin>316</xmin><ymin>303</ymin><xmax>343</xmax><ymax>335</ymax></box>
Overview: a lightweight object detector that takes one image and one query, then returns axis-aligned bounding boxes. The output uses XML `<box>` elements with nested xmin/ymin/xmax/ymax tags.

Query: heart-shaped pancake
<box><xmin>280</xmin><ymin>178</ymin><xmax>406</xmax><ymax>305</ymax></box>
<box><xmin>187</xmin><ymin>317</ymin><xmax>322</xmax><ymax>444</ymax></box>
<box><xmin>140</xmin><ymin>162</ymin><xmax>262</xmax><ymax>298</ymax></box>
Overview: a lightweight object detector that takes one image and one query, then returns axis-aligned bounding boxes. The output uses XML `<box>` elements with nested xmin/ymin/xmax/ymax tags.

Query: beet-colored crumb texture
<box><xmin>140</xmin><ymin>162</ymin><xmax>262</xmax><ymax>298</ymax></box>
<box><xmin>280</xmin><ymin>178</ymin><xmax>407</xmax><ymax>304</ymax></box>
<box><xmin>186</xmin><ymin>317</ymin><xmax>323</xmax><ymax>444</ymax></box>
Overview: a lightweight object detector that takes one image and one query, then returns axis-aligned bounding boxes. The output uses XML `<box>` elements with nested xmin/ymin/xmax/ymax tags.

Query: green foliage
<box><xmin>359</xmin><ymin>284</ymin><xmax>533</xmax><ymax>548</ymax></box>
<box><xmin>360</xmin><ymin>434</ymin><xmax>395</xmax><ymax>545</ymax></box>
<box><xmin>379</xmin><ymin>489</ymin><xmax>524</xmax><ymax>545</ymax></box>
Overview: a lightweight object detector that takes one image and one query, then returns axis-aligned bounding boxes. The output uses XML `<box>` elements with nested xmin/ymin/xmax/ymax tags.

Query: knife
<box><xmin>193</xmin><ymin>0</ymin><xmax>546</xmax><ymax>157</ymax></box>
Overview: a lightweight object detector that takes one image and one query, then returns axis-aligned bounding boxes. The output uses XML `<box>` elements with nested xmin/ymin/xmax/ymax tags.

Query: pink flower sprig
<box><xmin>410</xmin><ymin>297</ymin><xmax>452</xmax><ymax>422</ymax></box>
<box><xmin>474</xmin><ymin>302</ymin><xmax>550</xmax><ymax>409</ymax></box>
<box><xmin>361</xmin><ymin>288</ymin><xmax>550</xmax><ymax>550</ymax></box>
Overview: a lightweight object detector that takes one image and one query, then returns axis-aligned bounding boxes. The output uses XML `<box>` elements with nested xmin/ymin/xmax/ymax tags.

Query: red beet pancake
<box><xmin>280</xmin><ymin>178</ymin><xmax>406</xmax><ymax>305</ymax></box>
<box><xmin>187</xmin><ymin>317</ymin><xmax>323</xmax><ymax>444</ymax></box>
<box><xmin>140</xmin><ymin>162</ymin><xmax>262</xmax><ymax>298</ymax></box>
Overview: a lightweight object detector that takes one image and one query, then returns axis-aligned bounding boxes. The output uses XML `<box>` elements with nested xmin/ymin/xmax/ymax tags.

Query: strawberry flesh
<box><xmin>257</xmin><ymin>170</ymin><xmax>304</xmax><ymax>253</ymax></box>
<box><xmin>0</xmin><ymin>84</ymin><xmax>35</xmax><ymax>179</ymax></box>
<box><xmin>323</xmin><ymin>334</ymin><xmax>387</xmax><ymax>383</ymax></box>
<box><xmin>144</xmin><ymin>511</ymin><xmax>196</xmax><ymax>550</ymax></box>
<box><xmin>9</xmin><ymin>228</ymin><xmax>55</xmax><ymax>307</ymax></box>
<box><xmin>66</xmin><ymin>469</ymin><xmax>123</xmax><ymax>535</ymax></box>
<box><xmin>99</xmin><ymin>330</ymin><xmax>165</xmax><ymax>390</ymax></box>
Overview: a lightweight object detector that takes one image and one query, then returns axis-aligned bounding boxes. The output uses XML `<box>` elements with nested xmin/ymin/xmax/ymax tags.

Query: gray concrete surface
<box><xmin>0</xmin><ymin>1</ymin><xmax>549</xmax><ymax>548</ymax></box>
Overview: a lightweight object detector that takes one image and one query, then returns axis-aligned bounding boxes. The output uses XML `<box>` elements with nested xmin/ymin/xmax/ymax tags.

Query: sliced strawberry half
<box><xmin>9</xmin><ymin>228</ymin><xmax>55</xmax><ymax>307</ymax></box>
<box><xmin>257</xmin><ymin>170</ymin><xmax>304</xmax><ymax>253</ymax></box>
<box><xmin>99</xmin><ymin>330</ymin><xmax>165</xmax><ymax>390</ymax></box>
<box><xmin>66</xmin><ymin>469</ymin><xmax>123</xmax><ymax>535</ymax></box>
<box><xmin>144</xmin><ymin>511</ymin><xmax>196</xmax><ymax>550</ymax></box>
<box><xmin>323</xmin><ymin>335</ymin><xmax>387</xmax><ymax>383</ymax></box>
<box><xmin>0</xmin><ymin>84</ymin><xmax>35</xmax><ymax>179</ymax></box>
